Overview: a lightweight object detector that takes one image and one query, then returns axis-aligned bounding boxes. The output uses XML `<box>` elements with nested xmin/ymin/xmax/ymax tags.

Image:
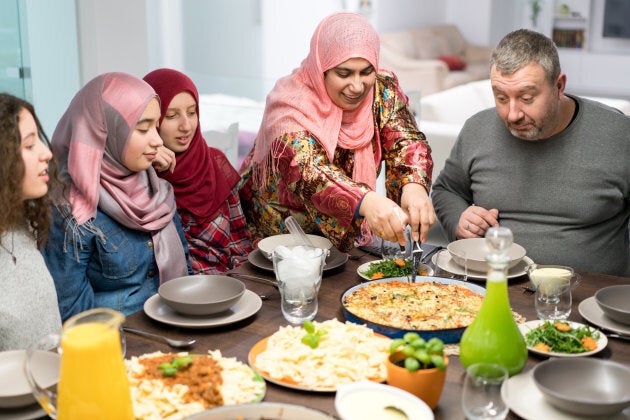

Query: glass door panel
<box><xmin>0</xmin><ymin>0</ymin><xmax>31</xmax><ymax>99</ymax></box>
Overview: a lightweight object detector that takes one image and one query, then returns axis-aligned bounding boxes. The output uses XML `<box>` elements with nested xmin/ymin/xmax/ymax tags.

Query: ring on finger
<box><xmin>466</xmin><ymin>223</ymin><xmax>471</xmax><ymax>230</ymax></box>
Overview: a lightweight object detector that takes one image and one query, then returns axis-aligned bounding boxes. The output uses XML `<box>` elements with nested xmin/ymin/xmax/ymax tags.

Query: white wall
<box><xmin>23</xmin><ymin>0</ymin><xmax>80</xmax><ymax>136</ymax></box>
<box><xmin>76</xmin><ymin>0</ymin><xmax>150</xmax><ymax>82</ymax></box>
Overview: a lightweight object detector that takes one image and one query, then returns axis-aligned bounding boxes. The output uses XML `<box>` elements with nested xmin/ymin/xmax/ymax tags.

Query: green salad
<box><xmin>362</xmin><ymin>258</ymin><xmax>428</xmax><ymax>280</ymax></box>
<box><xmin>524</xmin><ymin>321</ymin><xmax>600</xmax><ymax>353</ymax></box>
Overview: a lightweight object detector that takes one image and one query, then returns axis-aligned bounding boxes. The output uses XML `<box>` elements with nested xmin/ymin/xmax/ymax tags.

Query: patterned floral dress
<box><xmin>239</xmin><ymin>71</ymin><xmax>433</xmax><ymax>251</ymax></box>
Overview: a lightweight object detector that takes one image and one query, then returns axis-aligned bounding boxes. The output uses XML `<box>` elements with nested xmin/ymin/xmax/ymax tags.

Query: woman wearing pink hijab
<box><xmin>239</xmin><ymin>12</ymin><xmax>435</xmax><ymax>251</ymax></box>
<box><xmin>42</xmin><ymin>72</ymin><xmax>191</xmax><ymax>321</ymax></box>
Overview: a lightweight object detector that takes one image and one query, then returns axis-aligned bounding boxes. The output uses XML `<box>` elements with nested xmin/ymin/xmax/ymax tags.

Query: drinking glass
<box><xmin>272</xmin><ymin>246</ymin><xmax>327</xmax><ymax>325</ymax></box>
<box><xmin>462</xmin><ymin>363</ymin><xmax>509</xmax><ymax>420</ymax></box>
<box><xmin>535</xmin><ymin>277</ymin><xmax>572</xmax><ymax>320</ymax></box>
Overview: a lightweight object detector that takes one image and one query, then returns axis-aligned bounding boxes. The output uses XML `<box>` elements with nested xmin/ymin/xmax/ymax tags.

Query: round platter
<box><xmin>186</xmin><ymin>402</ymin><xmax>336</xmax><ymax>420</ymax></box>
<box><xmin>518</xmin><ymin>320</ymin><xmax>607</xmax><ymax>358</ymax></box>
<box><xmin>248</xmin><ymin>333</ymin><xmax>389</xmax><ymax>393</ymax></box>
<box><xmin>340</xmin><ymin>276</ymin><xmax>486</xmax><ymax>343</ymax></box>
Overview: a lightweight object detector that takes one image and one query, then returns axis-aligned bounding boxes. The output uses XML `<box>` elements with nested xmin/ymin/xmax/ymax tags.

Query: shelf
<box><xmin>553</xmin><ymin>28</ymin><xmax>586</xmax><ymax>49</ymax></box>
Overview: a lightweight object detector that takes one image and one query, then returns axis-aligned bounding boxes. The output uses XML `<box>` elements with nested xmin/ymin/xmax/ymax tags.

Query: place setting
<box><xmin>0</xmin><ymin>349</ymin><xmax>58</xmax><ymax>420</ymax></box>
<box><xmin>248</xmin><ymin>233</ymin><xmax>348</xmax><ymax>273</ymax></box>
<box><xmin>579</xmin><ymin>284</ymin><xmax>630</xmax><ymax>339</ymax></box>
<box><xmin>501</xmin><ymin>266</ymin><xmax>630</xmax><ymax>419</ymax></box>
<box><xmin>143</xmin><ymin>274</ymin><xmax>263</xmax><ymax>329</ymax></box>
<box><xmin>430</xmin><ymin>238</ymin><xmax>533</xmax><ymax>281</ymax></box>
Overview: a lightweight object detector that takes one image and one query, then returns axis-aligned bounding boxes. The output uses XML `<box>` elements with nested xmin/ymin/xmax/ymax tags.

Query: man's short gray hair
<box><xmin>490</xmin><ymin>29</ymin><xmax>561</xmax><ymax>85</ymax></box>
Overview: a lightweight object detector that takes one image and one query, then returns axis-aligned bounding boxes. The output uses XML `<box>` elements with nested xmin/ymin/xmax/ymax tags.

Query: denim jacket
<box><xmin>42</xmin><ymin>207</ymin><xmax>192</xmax><ymax>321</ymax></box>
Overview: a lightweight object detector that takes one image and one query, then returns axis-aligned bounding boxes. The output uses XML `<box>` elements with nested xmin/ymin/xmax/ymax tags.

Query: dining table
<box><xmin>123</xmin><ymin>247</ymin><xmax>630</xmax><ymax>420</ymax></box>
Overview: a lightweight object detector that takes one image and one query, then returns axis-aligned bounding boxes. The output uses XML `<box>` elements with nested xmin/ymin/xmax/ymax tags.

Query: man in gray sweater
<box><xmin>431</xmin><ymin>29</ymin><xmax>630</xmax><ymax>276</ymax></box>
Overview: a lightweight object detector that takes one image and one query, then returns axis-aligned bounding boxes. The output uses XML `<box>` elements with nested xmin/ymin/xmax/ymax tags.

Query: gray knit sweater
<box><xmin>0</xmin><ymin>229</ymin><xmax>62</xmax><ymax>350</ymax></box>
<box><xmin>432</xmin><ymin>96</ymin><xmax>630</xmax><ymax>276</ymax></box>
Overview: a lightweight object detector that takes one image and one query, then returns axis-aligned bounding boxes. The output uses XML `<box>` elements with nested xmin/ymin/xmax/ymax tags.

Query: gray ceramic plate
<box><xmin>502</xmin><ymin>370</ymin><xmax>630</xmax><ymax>420</ymax></box>
<box><xmin>247</xmin><ymin>247</ymin><xmax>348</xmax><ymax>273</ymax></box>
<box><xmin>432</xmin><ymin>253</ymin><xmax>533</xmax><ymax>281</ymax></box>
<box><xmin>579</xmin><ymin>296</ymin><xmax>630</xmax><ymax>336</ymax></box>
<box><xmin>0</xmin><ymin>350</ymin><xmax>59</xmax><ymax>409</ymax></box>
<box><xmin>532</xmin><ymin>358</ymin><xmax>630</xmax><ymax>417</ymax></box>
<box><xmin>143</xmin><ymin>289</ymin><xmax>262</xmax><ymax>329</ymax></box>
<box><xmin>185</xmin><ymin>402</ymin><xmax>336</xmax><ymax>419</ymax></box>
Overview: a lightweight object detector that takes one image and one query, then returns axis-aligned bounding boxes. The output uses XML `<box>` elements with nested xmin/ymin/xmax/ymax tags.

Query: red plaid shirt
<box><xmin>178</xmin><ymin>188</ymin><xmax>252</xmax><ymax>274</ymax></box>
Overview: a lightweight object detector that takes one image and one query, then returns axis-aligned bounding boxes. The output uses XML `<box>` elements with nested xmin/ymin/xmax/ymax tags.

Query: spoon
<box><xmin>285</xmin><ymin>215</ymin><xmax>315</xmax><ymax>247</ymax></box>
<box><xmin>122</xmin><ymin>326</ymin><xmax>196</xmax><ymax>348</ymax></box>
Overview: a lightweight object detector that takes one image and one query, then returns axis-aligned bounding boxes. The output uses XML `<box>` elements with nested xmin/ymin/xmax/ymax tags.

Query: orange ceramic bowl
<box><xmin>386</xmin><ymin>351</ymin><xmax>448</xmax><ymax>410</ymax></box>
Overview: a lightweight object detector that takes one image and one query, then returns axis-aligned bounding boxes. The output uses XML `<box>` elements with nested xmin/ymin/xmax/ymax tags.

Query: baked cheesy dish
<box><xmin>343</xmin><ymin>280</ymin><xmax>484</xmax><ymax>330</ymax></box>
<box><xmin>126</xmin><ymin>350</ymin><xmax>264</xmax><ymax>420</ymax></box>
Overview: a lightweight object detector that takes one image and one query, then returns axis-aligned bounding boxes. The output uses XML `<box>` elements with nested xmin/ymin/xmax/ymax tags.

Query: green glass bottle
<box><xmin>459</xmin><ymin>227</ymin><xmax>527</xmax><ymax>376</ymax></box>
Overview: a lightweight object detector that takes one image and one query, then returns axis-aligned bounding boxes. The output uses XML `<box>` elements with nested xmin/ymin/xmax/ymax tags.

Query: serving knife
<box><xmin>410</xmin><ymin>239</ymin><xmax>423</xmax><ymax>283</ymax></box>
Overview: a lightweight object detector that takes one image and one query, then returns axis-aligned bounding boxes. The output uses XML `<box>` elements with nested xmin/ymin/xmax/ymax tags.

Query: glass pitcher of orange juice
<box><xmin>25</xmin><ymin>308</ymin><xmax>134</xmax><ymax>419</ymax></box>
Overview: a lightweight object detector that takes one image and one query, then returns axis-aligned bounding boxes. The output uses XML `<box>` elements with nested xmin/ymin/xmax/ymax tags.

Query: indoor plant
<box><xmin>386</xmin><ymin>333</ymin><xmax>448</xmax><ymax>409</ymax></box>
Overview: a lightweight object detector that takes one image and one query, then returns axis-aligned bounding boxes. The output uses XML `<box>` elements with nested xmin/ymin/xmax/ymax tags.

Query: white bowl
<box><xmin>595</xmin><ymin>285</ymin><xmax>630</xmax><ymax>325</ymax></box>
<box><xmin>0</xmin><ymin>350</ymin><xmax>60</xmax><ymax>409</ymax></box>
<box><xmin>532</xmin><ymin>358</ymin><xmax>630</xmax><ymax>417</ymax></box>
<box><xmin>447</xmin><ymin>238</ymin><xmax>526</xmax><ymax>272</ymax></box>
<box><xmin>257</xmin><ymin>234</ymin><xmax>333</xmax><ymax>260</ymax></box>
<box><xmin>158</xmin><ymin>275</ymin><xmax>245</xmax><ymax>316</ymax></box>
<box><xmin>335</xmin><ymin>380</ymin><xmax>434</xmax><ymax>420</ymax></box>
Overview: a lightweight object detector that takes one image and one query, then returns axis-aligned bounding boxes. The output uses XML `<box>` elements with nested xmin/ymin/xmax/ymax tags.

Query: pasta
<box><xmin>126</xmin><ymin>350</ymin><xmax>264</xmax><ymax>420</ymax></box>
<box><xmin>253</xmin><ymin>319</ymin><xmax>390</xmax><ymax>390</ymax></box>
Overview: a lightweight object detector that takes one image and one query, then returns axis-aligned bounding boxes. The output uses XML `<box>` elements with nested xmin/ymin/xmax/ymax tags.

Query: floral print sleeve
<box><xmin>239</xmin><ymin>71</ymin><xmax>432</xmax><ymax>251</ymax></box>
<box><xmin>375</xmin><ymin>70</ymin><xmax>432</xmax><ymax>204</ymax></box>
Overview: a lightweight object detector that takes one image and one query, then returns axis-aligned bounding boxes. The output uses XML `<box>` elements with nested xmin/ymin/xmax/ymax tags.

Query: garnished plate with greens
<box><xmin>519</xmin><ymin>320</ymin><xmax>607</xmax><ymax>358</ymax></box>
<box><xmin>357</xmin><ymin>259</ymin><xmax>433</xmax><ymax>281</ymax></box>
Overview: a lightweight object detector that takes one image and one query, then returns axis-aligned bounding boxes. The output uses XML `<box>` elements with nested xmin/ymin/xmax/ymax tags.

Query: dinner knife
<box><xmin>225</xmin><ymin>272</ymin><xmax>279</xmax><ymax>289</ymax></box>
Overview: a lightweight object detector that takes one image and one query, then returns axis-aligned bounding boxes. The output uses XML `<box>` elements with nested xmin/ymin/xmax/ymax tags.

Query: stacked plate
<box><xmin>433</xmin><ymin>238</ymin><xmax>531</xmax><ymax>280</ymax></box>
<box><xmin>0</xmin><ymin>349</ymin><xmax>59</xmax><ymax>420</ymax></box>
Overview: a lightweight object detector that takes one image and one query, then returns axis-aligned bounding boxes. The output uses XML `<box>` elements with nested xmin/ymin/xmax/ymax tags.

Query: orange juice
<box><xmin>57</xmin><ymin>322</ymin><xmax>133</xmax><ymax>419</ymax></box>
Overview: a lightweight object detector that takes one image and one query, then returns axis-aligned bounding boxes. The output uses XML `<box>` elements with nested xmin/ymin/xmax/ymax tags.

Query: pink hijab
<box><xmin>51</xmin><ymin>72</ymin><xmax>188</xmax><ymax>283</ymax></box>
<box><xmin>253</xmin><ymin>12</ymin><xmax>381</xmax><ymax>189</ymax></box>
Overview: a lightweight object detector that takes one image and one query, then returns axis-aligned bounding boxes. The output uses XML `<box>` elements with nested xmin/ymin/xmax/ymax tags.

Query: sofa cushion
<box><xmin>419</xmin><ymin>80</ymin><xmax>492</xmax><ymax>125</ymax></box>
<box><xmin>380</xmin><ymin>29</ymin><xmax>419</xmax><ymax>59</ymax></box>
<box><xmin>413</xmin><ymin>27</ymin><xmax>443</xmax><ymax>59</ymax></box>
<box><xmin>438</xmin><ymin>55</ymin><xmax>467</xmax><ymax>71</ymax></box>
<box><xmin>431</xmin><ymin>25</ymin><xmax>467</xmax><ymax>56</ymax></box>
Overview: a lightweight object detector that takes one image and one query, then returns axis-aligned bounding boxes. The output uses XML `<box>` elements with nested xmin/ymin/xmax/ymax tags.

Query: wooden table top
<box><xmin>124</xmin><ymin>249</ymin><xmax>630</xmax><ymax>419</ymax></box>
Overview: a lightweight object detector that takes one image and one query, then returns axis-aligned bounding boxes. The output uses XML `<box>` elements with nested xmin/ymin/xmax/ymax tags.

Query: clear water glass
<box><xmin>462</xmin><ymin>363</ymin><xmax>509</xmax><ymax>420</ymax></box>
<box><xmin>535</xmin><ymin>278</ymin><xmax>572</xmax><ymax>320</ymax></box>
<box><xmin>272</xmin><ymin>246</ymin><xmax>327</xmax><ymax>325</ymax></box>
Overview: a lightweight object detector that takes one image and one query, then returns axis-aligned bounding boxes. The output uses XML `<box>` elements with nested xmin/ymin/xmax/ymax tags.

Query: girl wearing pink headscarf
<box><xmin>42</xmin><ymin>72</ymin><xmax>191</xmax><ymax>321</ymax></box>
<box><xmin>143</xmin><ymin>68</ymin><xmax>252</xmax><ymax>274</ymax></box>
<box><xmin>239</xmin><ymin>12</ymin><xmax>435</xmax><ymax>251</ymax></box>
